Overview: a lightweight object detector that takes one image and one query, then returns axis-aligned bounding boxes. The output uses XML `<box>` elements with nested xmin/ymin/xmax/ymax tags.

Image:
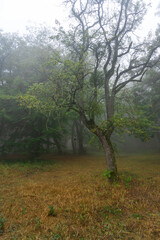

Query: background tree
<box><xmin>133</xmin><ymin>68</ymin><xmax>160</xmax><ymax>143</ymax></box>
<box><xmin>0</xmin><ymin>27</ymin><xmax>68</xmax><ymax>155</ymax></box>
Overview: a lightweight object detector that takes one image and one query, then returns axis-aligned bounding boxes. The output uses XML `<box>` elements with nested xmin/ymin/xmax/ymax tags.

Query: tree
<box><xmin>71</xmin><ymin>118</ymin><xmax>86</xmax><ymax>154</ymax></box>
<box><xmin>132</xmin><ymin>23</ymin><xmax>160</xmax><ymax>144</ymax></box>
<box><xmin>51</xmin><ymin>0</ymin><xmax>160</xmax><ymax>181</ymax></box>
<box><xmin>0</xmin><ymin>27</ymin><xmax>67</xmax><ymax>155</ymax></box>
<box><xmin>21</xmin><ymin>0</ymin><xmax>160</xmax><ymax>181</ymax></box>
<box><xmin>133</xmin><ymin>68</ymin><xmax>160</xmax><ymax>142</ymax></box>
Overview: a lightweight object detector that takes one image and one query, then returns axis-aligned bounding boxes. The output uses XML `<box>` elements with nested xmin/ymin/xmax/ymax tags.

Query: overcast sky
<box><xmin>0</xmin><ymin>0</ymin><xmax>159</xmax><ymax>35</ymax></box>
<box><xmin>0</xmin><ymin>0</ymin><xmax>66</xmax><ymax>33</ymax></box>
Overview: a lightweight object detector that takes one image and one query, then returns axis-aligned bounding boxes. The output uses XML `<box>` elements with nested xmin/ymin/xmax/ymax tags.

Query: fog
<box><xmin>0</xmin><ymin>0</ymin><xmax>159</xmax><ymax>34</ymax></box>
<box><xmin>0</xmin><ymin>0</ymin><xmax>160</xmax><ymax>158</ymax></box>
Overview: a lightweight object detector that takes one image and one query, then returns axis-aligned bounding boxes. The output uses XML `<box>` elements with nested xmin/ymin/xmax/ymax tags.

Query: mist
<box><xmin>0</xmin><ymin>1</ymin><xmax>160</xmax><ymax>238</ymax></box>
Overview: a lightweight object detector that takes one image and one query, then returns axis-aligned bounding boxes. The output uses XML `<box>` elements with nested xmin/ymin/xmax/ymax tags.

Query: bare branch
<box><xmin>115</xmin><ymin>0</ymin><xmax>126</xmax><ymax>36</ymax></box>
<box><xmin>118</xmin><ymin>41</ymin><xmax>132</xmax><ymax>58</ymax></box>
<box><xmin>115</xmin><ymin>70</ymin><xmax>147</xmax><ymax>94</ymax></box>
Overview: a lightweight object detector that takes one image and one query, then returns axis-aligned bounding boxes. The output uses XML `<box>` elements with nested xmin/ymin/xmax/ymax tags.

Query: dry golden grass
<box><xmin>0</xmin><ymin>154</ymin><xmax>160</xmax><ymax>239</ymax></box>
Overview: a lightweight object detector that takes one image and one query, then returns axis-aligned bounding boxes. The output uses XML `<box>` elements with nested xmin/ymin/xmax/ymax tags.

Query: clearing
<box><xmin>0</xmin><ymin>154</ymin><xmax>160</xmax><ymax>239</ymax></box>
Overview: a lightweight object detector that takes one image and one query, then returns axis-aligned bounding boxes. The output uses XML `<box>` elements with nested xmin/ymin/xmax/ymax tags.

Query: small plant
<box><xmin>124</xmin><ymin>176</ymin><xmax>132</xmax><ymax>187</ymax></box>
<box><xmin>132</xmin><ymin>213</ymin><xmax>144</xmax><ymax>219</ymax></box>
<box><xmin>0</xmin><ymin>215</ymin><xmax>6</xmax><ymax>234</ymax></box>
<box><xmin>79</xmin><ymin>213</ymin><xmax>86</xmax><ymax>225</ymax></box>
<box><xmin>21</xmin><ymin>207</ymin><xmax>27</xmax><ymax>215</ymax></box>
<box><xmin>103</xmin><ymin>170</ymin><xmax>114</xmax><ymax>179</ymax></box>
<box><xmin>52</xmin><ymin>234</ymin><xmax>61</xmax><ymax>240</ymax></box>
<box><xmin>34</xmin><ymin>217</ymin><xmax>41</xmax><ymax>228</ymax></box>
<box><xmin>48</xmin><ymin>205</ymin><xmax>57</xmax><ymax>217</ymax></box>
<box><xmin>102</xmin><ymin>206</ymin><xmax>122</xmax><ymax>216</ymax></box>
<box><xmin>121</xmin><ymin>173</ymin><xmax>132</xmax><ymax>188</ymax></box>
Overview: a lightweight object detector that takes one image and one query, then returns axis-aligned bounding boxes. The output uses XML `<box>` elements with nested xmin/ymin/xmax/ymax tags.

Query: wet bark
<box><xmin>71</xmin><ymin>120</ymin><xmax>85</xmax><ymax>154</ymax></box>
<box><xmin>99</xmin><ymin>134</ymin><xmax>118</xmax><ymax>182</ymax></box>
<box><xmin>94</xmin><ymin>127</ymin><xmax>118</xmax><ymax>182</ymax></box>
<box><xmin>80</xmin><ymin>114</ymin><xmax>118</xmax><ymax>182</ymax></box>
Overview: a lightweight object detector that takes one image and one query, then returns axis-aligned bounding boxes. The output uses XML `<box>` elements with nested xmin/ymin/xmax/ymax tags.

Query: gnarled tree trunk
<box><xmin>80</xmin><ymin>114</ymin><xmax>118</xmax><ymax>182</ymax></box>
<box><xmin>98</xmin><ymin>133</ymin><xmax>118</xmax><ymax>182</ymax></box>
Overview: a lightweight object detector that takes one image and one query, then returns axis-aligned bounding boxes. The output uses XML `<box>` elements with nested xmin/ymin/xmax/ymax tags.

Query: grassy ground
<box><xmin>0</xmin><ymin>153</ymin><xmax>160</xmax><ymax>240</ymax></box>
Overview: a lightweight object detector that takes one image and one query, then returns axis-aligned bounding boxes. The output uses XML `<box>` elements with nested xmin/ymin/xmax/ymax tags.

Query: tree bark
<box><xmin>96</xmin><ymin>130</ymin><xmax>118</xmax><ymax>182</ymax></box>
<box><xmin>72</xmin><ymin>119</ymin><xmax>85</xmax><ymax>154</ymax></box>
<box><xmin>80</xmin><ymin>114</ymin><xmax>118</xmax><ymax>182</ymax></box>
<box><xmin>75</xmin><ymin>120</ymin><xmax>86</xmax><ymax>154</ymax></box>
<box><xmin>71</xmin><ymin>121</ymin><xmax>77</xmax><ymax>154</ymax></box>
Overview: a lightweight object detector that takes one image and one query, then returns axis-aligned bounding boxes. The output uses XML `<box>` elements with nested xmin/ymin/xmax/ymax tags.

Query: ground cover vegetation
<box><xmin>0</xmin><ymin>154</ymin><xmax>160</xmax><ymax>239</ymax></box>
